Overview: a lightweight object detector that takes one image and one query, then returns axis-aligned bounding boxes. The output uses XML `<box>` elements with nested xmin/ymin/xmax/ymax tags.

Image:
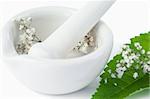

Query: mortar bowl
<box><xmin>2</xmin><ymin>6</ymin><xmax>113</xmax><ymax>94</ymax></box>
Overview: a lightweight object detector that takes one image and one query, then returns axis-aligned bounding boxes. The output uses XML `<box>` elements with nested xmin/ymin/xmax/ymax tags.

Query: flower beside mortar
<box><xmin>92</xmin><ymin>32</ymin><xmax>150</xmax><ymax>99</ymax></box>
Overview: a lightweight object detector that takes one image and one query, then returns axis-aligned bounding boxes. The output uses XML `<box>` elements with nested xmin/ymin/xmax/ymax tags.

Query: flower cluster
<box><xmin>133</xmin><ymin>43</ymin><xmax>150</xmax><ymax>73</ymax></box>
<box><xmin>105</xmin><ymin>42</ymin><xmax>150</xmax><ymax>86</ymax></box>
<box><xmin>73</xmin><ymin>28</ymin><xmax>97</xmax><ymax>54</ymax></box>
<box><xmin>15</xmin><ymin>17</ymin><xmax>97</xmax><ymax>55</ymax></box>
<box><xmin>15</xmin><ymin>17</ymin><xmax>41</xmax><ymax>54</ymax></box>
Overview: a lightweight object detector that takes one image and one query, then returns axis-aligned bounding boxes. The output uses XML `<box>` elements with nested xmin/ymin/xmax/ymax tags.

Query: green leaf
<box><xmin>92</xmin><ymin>32</ymin><xmax>150</xmax><ymax>99</ymax></box>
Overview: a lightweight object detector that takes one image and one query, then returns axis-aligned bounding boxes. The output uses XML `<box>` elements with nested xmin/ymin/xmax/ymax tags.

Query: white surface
<box><xmin>0</xmin><ymin>0</ymin><xmax>149</xmax><ymax>99</ymax></box>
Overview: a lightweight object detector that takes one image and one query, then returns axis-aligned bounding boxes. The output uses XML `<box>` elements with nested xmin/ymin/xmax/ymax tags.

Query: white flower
<box><xmin>126</xmin><ymin>63</ymin><xmax>131</xmax><ymax>68</ymax></box>
<box><xmin>26</xmin><ymin>17</ymin><xmax>32</xmax><ymax>22</ymax></box>
<box><xmin>114</xmin><ymin>83</ymin><xmax>118</xmax><ymax>86</ymax></box>
<box><xmin>133</xmin><ymin>72</ymin><xmax>138</xmax><ymax>79</ymax></box>
<box><xmin>79</xmin><ymin>46</ymin><xmax>88</xmax><ymax>54</ymax></box>
<box><xmin>147</xmin><ymin>51</ymin><xmax>150</xmax><ymax>55</ymax></box>
<box><xmin>122</xmin><ymin>45</ymin><xmax>129</xmax><ymax>50</ymax></box>
<box><xmin>116</xmin><ymin>60</ymin><xmax>120</xmax><ymax>63</ymax></box>
<box><xmin>26</xmin><ymin>29</ymin><xmax>32</xmax><ymax>33</ymax></box>
<box><xmin>134</xmin><ymin>42</ymin><xmax>140</xmax><ymax>46</ymax></box>
<box><xmin>143</xmin><ymin>64</ymin><xmax>150</xmax><ymax>73</ymax></box>
<box><xmin>134</xmin><ymin>65</ymin><xmax>139</xmax><ymax>70</ymax></box>
<box><xmin>89</xmin><ymin>41</ymin><xmax>95</xmax><ymax>46</ymax></box>
<box><xmin>136</xmin><ymin>53</ymin><xmax>141</xmax><ymax>57</ymax></box>
<box><xmin>116</xmin><ymin>63</ymin><xmax>121</xmax><ymax>67</ymax></box>
<box><xmin>130</xmin><ymin>60</ymin><xmax>134</xmax><ymax>64</ymax></box>
<box><xmin>104</xmin><ymin>78</ymin><xmax>108</xmax><ymax>84</ymax></box>
<box><xmin>111</xmin><ymin>73</ymin><xmax>116</xmax><ymax>78</ymax></box>
<box><xmin>89</xmin><ymin>36</ymin><xmax>94</xmax><ymax>41</ymax></box>
<box><xmin>134</xmin><ymin>42</ymin><xmax>142</xmax><ymax>50</ymax></box>
<box><xmin>27</xmin><ymin>35</ymin><xmax>33</xmax><ymax>41</ymax></box>
<box><xmin>124</xmin><ymin>58</ymin><xmax>130</xmax><ymax>63</ymax></box>
<box><xmin>116</xmin><ymin>66</ymin><xmax>126</xmax><ymax>78</ymax></box>
<box><xmin>147</xmin><ymin>61</ymin><xmax>150</xmax><ymax>65</ymax></box>
<box><xmin>108</xmin><ymin>69</ymin><xmax>111</xmax><ymax>74</ymax></box>
<box><xmin>120</xmin><ymin>59</ymin><xmax>126</xmax><ymax>64</ymax></box>
<box><xmin>19</xmin><ymin>25</ymin><xmax>24</xmax><ymax>30</ymax></box>
<box><xmin>141</xmin><ymin>49</ymin><xmax>145</xmax><ymax>54</ymax></box>
<box><xmin>122</xmin><ymin>50</ymin><xmax>128</xmax><ymax>55</ymax></box>
<box><xmin>78</xmin><ymin>42</ymin><xmax>82</xmax><ymax>46</ymax></box>
<box><xmin>73</xmin><ymin>30</ymin><xmax>96</xmax><ymax>54</ymax></box>
<box><xmin>30</xmin><ymin>28</ymin><xmax>36</xmax><ymax>33</ymax></box>
<box><xmin>105</xmin><ymin>65</ymin><xmax>108</xmax><ymax>68</ymax></box>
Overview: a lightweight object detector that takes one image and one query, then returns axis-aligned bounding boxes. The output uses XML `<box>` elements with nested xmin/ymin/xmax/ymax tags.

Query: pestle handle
<box><xmin>29</xmin><ymin>0</ymin><xmax>116</xmax><ymax>58</ymax></box>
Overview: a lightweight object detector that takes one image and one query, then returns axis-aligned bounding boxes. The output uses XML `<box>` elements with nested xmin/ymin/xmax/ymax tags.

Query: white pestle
<box><xmin>28</xmin><ymin>0</ymin><xmax>116</xmax><ymax>58</ymax></box>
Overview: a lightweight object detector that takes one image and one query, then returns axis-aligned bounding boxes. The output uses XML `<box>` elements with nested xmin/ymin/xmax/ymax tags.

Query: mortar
<box><xmin>2</xmin><ymin>6</ymin><xmax>113</xmax><ymax>94</ymax></box>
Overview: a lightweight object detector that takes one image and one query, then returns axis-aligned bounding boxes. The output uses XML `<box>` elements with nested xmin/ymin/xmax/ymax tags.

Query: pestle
<box><xmin>28</xmin><ymin>0</ymin><xmax>116</xmax><ymax>58</ymax></box>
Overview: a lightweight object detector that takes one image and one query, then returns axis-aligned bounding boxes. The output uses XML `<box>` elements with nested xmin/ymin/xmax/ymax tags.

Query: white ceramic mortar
<box><xmin>2</xmin><ymin>6</ymin><xmax>113</xmax><ymax>94</ymax></box>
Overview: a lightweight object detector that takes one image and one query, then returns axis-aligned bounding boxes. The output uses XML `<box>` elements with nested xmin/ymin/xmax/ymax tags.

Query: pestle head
<box><xmin>28</xmin><ymin>43</ymin><xmax>55</xmax><ymax>58</ymax></box>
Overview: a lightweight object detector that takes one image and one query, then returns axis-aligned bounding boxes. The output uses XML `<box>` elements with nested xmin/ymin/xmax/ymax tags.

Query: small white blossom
<box><xmin>114</xmin><ymin>83</ymin><xmax>118</xmax><ymax>86</ymax></box>
<box><xmin>116</xmin><ymin>67</ymin><xmax>126</xmax><ymax>78</ymax></box>
<box><xmin>120</xmin><ymin>59</ymin><xmax>125</xmax><ymax>64</ymax></box>
<box><xmin>105</xmin><ymin>65</ymin><xmax>108</xmax><ymax>68</ymax></box>
<box><xmin>26</xmin><ymin>29</ymin><xmax>32</xmax><ymax>33</ymax></box>
<box><xmin>147</xmin><ymin>51</ymin><xmax>150</xmax><ymax>55</ymax></box>
<box><xmin>122</xmin><ymin>45</ymin><xmax>130</xmax><ymax>50</ymax></box>
<box><xmin>141</xmin><ymin>49</ymin><xmax>145</xmax><ymax>54</ymax></box>
<box><xmin>134</xmin><ymin>65</ymin><xmax>139</xmax><ymax>70</ymax></box>
<box><xmin>111</xmin><ymin>73</ymin><xmax>116</xmax><ymax>78</ymax></box>
<box><xmin>104</xmin><ymin>78</ymin><xmax>108</xmax><ymax>84</ymax></box>
<box><xmin>124</xmin><ymin>58</ymin><xmax>130</xmax><ymax>63</ymax></box>
<box><xmin>30</xmin><ymin>28</ymin><xmax>36</xmax><ymax>33</ymax></box>
<box><xmin>130</xmin><ymin>60</ymin><xmax>134</xmax><ymax>64</ymax></box>
<box><xmin>133</xmin><ymin>72</ymin><xmax>138</xmax><ymax>79</ymax></box>
<box><xmin>19</xmin><ymin>25</ymin><xmax>24</xmax><ymax>30</ymax></box>
<box><xmin>89</xmin><ymin>36</ymin><xmax>94</xmax><ymax>42</ymax></box>
<box><xmin>116</xmin><ymin>63</ymin><xmax>121</xmax><ymax>67</ymax></box>
<box><xmin>143</xmin><ymin>64</ymin><xmax>150</xmax><ymax>73</ymax></box>
<box><xmin>126</xmin><ymin>63</ymin><xmax>131</xmax><ymax>68</ymax></box>
<box><xmin>147</xmin><ymin>61</ymin><xmax>150</xmax><ymax>65</ymax></box>
<box><xmin>79</xmin><ymin>45</ymin><xmax>88</xmax><ymax>54</ymax></box>
<box><xmin>73</xmin><ymin>29</ymin><xmax>97</xmax><ymax>54</ymax></box>
<box><xmin>116</xmin><ymin>60</ymin><xmax>120</xmax><ymax>63</ymax></box>
<box><xmin>26</xmin><ymin>17</ymin><xmax>32</xmax><ymax>22</ymax></box>
<box><xmin>134</xmin><ymin>42</ymin><xmax>142</xmax><ymax>50</ymax></box>
<box><xmin>108</xmin><ymin>69</ymin><xmax>111</xmax><ymax>74</ymax></box>
<box><xmin>122</xmin><ymin>51</ymin><xmax>128</xmax><ymax>57</ymax></box>
<box><xmin>136</xmin><ymin>53</ymin><xmax>141</xmax><ymax>57</ymax></box>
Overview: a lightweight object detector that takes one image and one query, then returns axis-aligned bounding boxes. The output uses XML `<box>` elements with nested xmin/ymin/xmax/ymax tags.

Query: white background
<box><xmin>0</xmin><ymin>0</ymin><xmax>149</xmax><ymax>99</ymax></box>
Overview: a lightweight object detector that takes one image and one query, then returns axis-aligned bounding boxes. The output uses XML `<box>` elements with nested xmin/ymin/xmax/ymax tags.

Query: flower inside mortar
<box><xmin>15</xmin><ymin>17</ymin><xmax>98</xmax><ymax>56</ymax></box>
